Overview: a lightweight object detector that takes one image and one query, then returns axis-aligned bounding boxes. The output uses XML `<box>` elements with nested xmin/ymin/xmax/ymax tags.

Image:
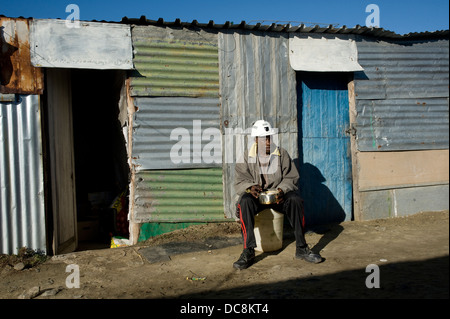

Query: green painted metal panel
<box><xmin>134</xmin><ymin>168</ymin><xmax>225</xmax><ymax>222</ymax></box>
<box><xmin>138</xmin><ymin>222</ymin><xmax>203</xmax><ymax>242</ymax></box>
<box><xmin>130</xmin><ymin>26</ymin><xmax>219</xmax><ymax>98</ymax></box>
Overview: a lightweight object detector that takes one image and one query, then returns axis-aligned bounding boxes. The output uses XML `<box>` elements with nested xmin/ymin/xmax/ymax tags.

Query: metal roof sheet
<box><xmin>2</xmin><ymin>15</ymin><xmax>447</xmax><ymax>40</ymax></box>
<box><xmin>121</xmin><ymin>16</ymin><xmax>449</xmax><ymax>40</ymax></box>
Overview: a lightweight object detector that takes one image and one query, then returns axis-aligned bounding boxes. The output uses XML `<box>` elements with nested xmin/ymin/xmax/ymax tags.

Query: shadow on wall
<box><xmin>296</xmin><ymin>161</ymin><xmax>346</xmax><ymax>227</ymax></box>
<box><xmin>295</xmin><ymin>72</ymin><xmax>350</xmax><ymax>227</ymax></box>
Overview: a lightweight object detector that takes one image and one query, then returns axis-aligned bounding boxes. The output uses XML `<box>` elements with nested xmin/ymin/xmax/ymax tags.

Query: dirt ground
<box><xmin>0</xmin><ymin>210</ymin><xmax>448</xmax><ymax>302</ymax></box>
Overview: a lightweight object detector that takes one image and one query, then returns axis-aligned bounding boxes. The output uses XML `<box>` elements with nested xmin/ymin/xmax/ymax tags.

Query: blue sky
<box><xmin>1</xmin><ymin>0</ymin><xmax>448</xmax><ymax>35</ymax></box>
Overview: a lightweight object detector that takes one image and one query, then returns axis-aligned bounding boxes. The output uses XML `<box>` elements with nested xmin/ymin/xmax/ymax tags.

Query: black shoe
<box><xmin>296</xmin><ymin>246</ymin><xmax>322</xmax><ymax>264</ymax></box>
<box><xmin>233</xmin><ymin>248</ymin><xmax>255</xmax><ymax>270</ymax></box>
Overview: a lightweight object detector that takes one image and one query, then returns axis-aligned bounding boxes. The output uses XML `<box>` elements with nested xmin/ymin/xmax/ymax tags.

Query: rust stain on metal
<box><xmin>0</xmin><ymin>17</ymin><xmax>44</xmax><ymax>95</ymax></box>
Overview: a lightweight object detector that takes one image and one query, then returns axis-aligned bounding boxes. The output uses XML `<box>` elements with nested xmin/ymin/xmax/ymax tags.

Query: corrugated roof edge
<box><xmin>1</xmin><ymin>15</ymin><xmax>448</xmax><ymax>40</ymax></box>
<box><xmin>121</xmin><ymin>16</ymin><xmax>449</xmax><ymax>40</ymax></box>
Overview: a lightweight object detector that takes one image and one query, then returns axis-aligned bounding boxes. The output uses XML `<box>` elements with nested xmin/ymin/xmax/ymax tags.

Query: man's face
<box><xmin>256</xmin><ymin>136</ymin><xmax>272</xmax><ymax>155</ymax></box>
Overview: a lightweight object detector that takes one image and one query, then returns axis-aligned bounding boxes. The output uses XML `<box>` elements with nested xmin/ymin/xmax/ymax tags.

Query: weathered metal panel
<box><xmin>218</xmin><ymin>30</ymin><xmax>298</xmax><ymax>218</ymax></box>
<box><xmin>357</xmin><ymin>150</ymin><xmax>449</xmax><ymax>191</ymax></box>
<box><xmin>30</xmin><ymin>19</ymin><xmax>133</xmax><ymax>69</ymax></box>
<box><xmin>356</xmin><ymin>98</ymin><xmax>449</xmax><ymax>151</ymax></box>
<box><xmin>133</xmin><ymin>168</ymin><xmax>225</xmax><ymax>222</ymax></box>
<box><xmin>130</xmin><ymin>25</ymin><xmax>219</xmax><ymax>97</ymax></box>
<box><xmin>219</xmin><ymin>31</ymin><xmax>297</xmax><ymax>136</ymax></box>
<box><xmin>358</xmin><ymin>189</ymin><xmax>394</xmax><ymax>220</ymax></box>
<box><xmin>359</xmin><ymin>184</ymin><xmax>449</xmax><ymax>220</ymax></box>
<box><xmin>0</xmin><ymin>95</ymin><xmax>46</xmax><ymax>254</ymax></box>
<box><xmin>355</xmin><ymin>39</ymin><xmax>449</xmax><ymax>100</ymax></box>
<box><xmin>132</xmin><ymin>97</ymin><xmax>221</xmax><ymax>170</ymax></box>
<box><xmin>128</xmin><ymin>25</ymin><xmax>223</xmax><ymax>224</ymax></box>
<box><xmin>354</xmin><ymin>38</ymin><xmax>449</xmax><ymax>151</ymax></box>
<box><xmin>394</xmin><ymin>184</ymin><xmax>449</xmax><ymax>217</ymax></box>
<box><xmin>0</xmin><ymin>17</ymin><xmax>44</xmax><ymax>94</ymax></box>
<box><xmin>289</xmin><ymin>34</ymin><xmax>364</xmax><ymax>72</ymax></box>
<box><xmin>298</xmin><ymin>73</ymin><xmax>352</xmax><ymax>225</ymax></box>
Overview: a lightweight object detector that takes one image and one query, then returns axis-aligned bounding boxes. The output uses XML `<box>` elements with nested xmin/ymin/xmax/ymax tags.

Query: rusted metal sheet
<box><xmin>0</xmin><ymin>17</ymin><xmax>44</xmax><ymax>95</ymax></box>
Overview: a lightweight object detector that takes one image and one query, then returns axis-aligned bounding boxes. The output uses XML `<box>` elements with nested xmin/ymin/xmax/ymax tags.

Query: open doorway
<box><xmin>70</xmin><ymin>69</ymin><xmax>129</xmax><ymax>251</ymax></box>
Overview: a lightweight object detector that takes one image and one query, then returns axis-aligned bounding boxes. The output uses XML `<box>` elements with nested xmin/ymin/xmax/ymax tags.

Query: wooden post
<box><xmin>348</xmin><ymin>79</ymin><xmax>362</xmax><ymax>221</ymax></box>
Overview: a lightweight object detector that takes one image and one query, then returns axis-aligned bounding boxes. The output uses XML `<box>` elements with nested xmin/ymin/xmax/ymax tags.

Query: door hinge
<box><xmin>345</xmin><ymin>124</ymin><xmax>357</xmax><ymax>136</ymax></box>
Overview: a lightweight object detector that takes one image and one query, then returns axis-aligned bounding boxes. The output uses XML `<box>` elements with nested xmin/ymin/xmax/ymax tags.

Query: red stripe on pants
<box><xmin>238</xmin><ymin>204</ymin><xmax>247</xmax><ymax>249</ymax></box>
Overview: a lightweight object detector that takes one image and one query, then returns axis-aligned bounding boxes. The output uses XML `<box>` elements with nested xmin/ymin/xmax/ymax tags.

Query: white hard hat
<box><xmin>251</xmin><ymin>120</ymin><xmax>276</xmax><ymax>137</ymax></box>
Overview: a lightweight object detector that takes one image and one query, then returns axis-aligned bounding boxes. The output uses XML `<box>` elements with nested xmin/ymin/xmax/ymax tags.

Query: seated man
<box><xmin>233</xmin><ymin>120</ymin><xmax>322</xmax><ymax>270</ymax></box>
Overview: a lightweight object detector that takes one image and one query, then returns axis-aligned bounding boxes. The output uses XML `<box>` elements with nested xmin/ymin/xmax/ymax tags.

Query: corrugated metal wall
<box><xmin>130</xmin><ymin>25</ymin><xmax>219</xmax><ymax>98</ymax></box>
<box><xmin>218</xmin><ymin>30</ymin><xmax>298</xmax><ymax>217</ymax></box>
<box><xmin>354</xmin><ymin>38</ymin><xmax>449</xmax><ymax>151</ymax></box>
<box><xmin>219</xmin><ymin>31</ymin><xmax>297</xmax><ymax>136</ymax></box>
<box><xmin>133</xmin><ymin>168</ymin><xmax>224</xmax><ymax>222</ymax></box>
<box><xmin>356</xmin><ymin>98</ymin><xmax>449</xmax><ymax>151</ymax></box>
<box><xmin>0</xmin><ymin>95</ymin><xmax>46</xmax><ymax>254</ymax></box>
<box><xmin>129</xmin><ymin>25</ymin><xmax>226</xmax><ymax>223</ymax></box>
<box><xmin>353</xmin><ymin>37</ymin><xmax>449</xmax><ymax>220</ymax></box>
<box><xmin>132</xmin><ymin>97</ymin><xmax>221</xmax><ymax>170</ymax></box>
<box><xmin>127</xmin><ymin>24</ymin><xmax>448</xmax><ymax>225</ymax></box>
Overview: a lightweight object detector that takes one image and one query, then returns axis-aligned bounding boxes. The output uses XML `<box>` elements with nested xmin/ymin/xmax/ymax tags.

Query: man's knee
<box><xmin>236</xmin><ymin>193</ymin><xmax>258</xmax><ymax>218</ymax></box>
<box><xmin>284</xmin><ymin>192</ymin><xmax>303</xmax><ymax>205</ymax></box>
<box><xmin>239</xmin><ymin>193</ymin><xmax>255</xmax><ymax>205</ymax></box>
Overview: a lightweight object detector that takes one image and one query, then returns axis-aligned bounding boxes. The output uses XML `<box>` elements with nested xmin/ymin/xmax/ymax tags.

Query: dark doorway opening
<box><xmin>71</xmin><ymin>69</ymin><xmax>129</xmax><ymax>251</ymax></box>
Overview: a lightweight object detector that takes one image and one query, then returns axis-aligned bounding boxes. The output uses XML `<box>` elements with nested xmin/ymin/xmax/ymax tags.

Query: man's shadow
<box><xmin>257</xmin><ymin>162</ymin><xmax>345</xmax><ymax>262</ymax></box>
<box><xmin>254</xmin><ymin>223</ymin><xmax>343</xmax><ymax>264</ymax></box>
<box><xmin>248</xmin><ymin>164</ymin><xmax>346</xmax><ymax>263</ymax></box>
<box><xmin>253</xmin><ymin>162</ymin><xmax>345</xmax><ymax>264</ymax></box>
<box><xmin>298</xmin><ymin>162</ymin><xmax>345</xmax><ymax>258</ymax></box>
<box><xmin>299</xmin><ymin>162</ymin><xmax>347</xmax><ymax>226</ymax></box>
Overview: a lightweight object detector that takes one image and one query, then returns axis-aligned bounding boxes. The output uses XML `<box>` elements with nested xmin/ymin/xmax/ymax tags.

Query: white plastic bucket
<box><xmin>254</xmin><ymin>208</ymin><xmax>284</xmax><ymax>252</ymax></box>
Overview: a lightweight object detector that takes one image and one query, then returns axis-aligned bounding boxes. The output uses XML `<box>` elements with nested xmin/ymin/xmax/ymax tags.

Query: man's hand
<box><xmin>276</xmin><ymin>188</ymin><xmax>284</xmax><ymax>204</ymax></box>
<box><xmin>249</xmin><ymin>185</ymin><xmax>262</xmax><ymax>198</ymax></box>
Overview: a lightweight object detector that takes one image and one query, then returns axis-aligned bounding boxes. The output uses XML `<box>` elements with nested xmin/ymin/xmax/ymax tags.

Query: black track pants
<box><xmin>236</xmin><ymin>191</ymin><xmax>307</xmax><ymax>250</ymax></box>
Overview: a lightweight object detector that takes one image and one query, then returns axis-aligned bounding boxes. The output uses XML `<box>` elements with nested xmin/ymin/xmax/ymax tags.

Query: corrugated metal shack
<box><xmin>1</xmin><ymin>15</ymin><xmax>448</xmax><ymax>254</ymax></box>
<box><xmin>2</xmin><ymin>17</ymin><xmax>135</xmax><ymax>254</ymax></box>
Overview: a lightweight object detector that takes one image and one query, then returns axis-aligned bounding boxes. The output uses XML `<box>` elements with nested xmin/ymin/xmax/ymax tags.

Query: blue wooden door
<box><xmin>297</xmin><ymin>73</ymin><xmax>352</xmax><ymax>226</ymax></box>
